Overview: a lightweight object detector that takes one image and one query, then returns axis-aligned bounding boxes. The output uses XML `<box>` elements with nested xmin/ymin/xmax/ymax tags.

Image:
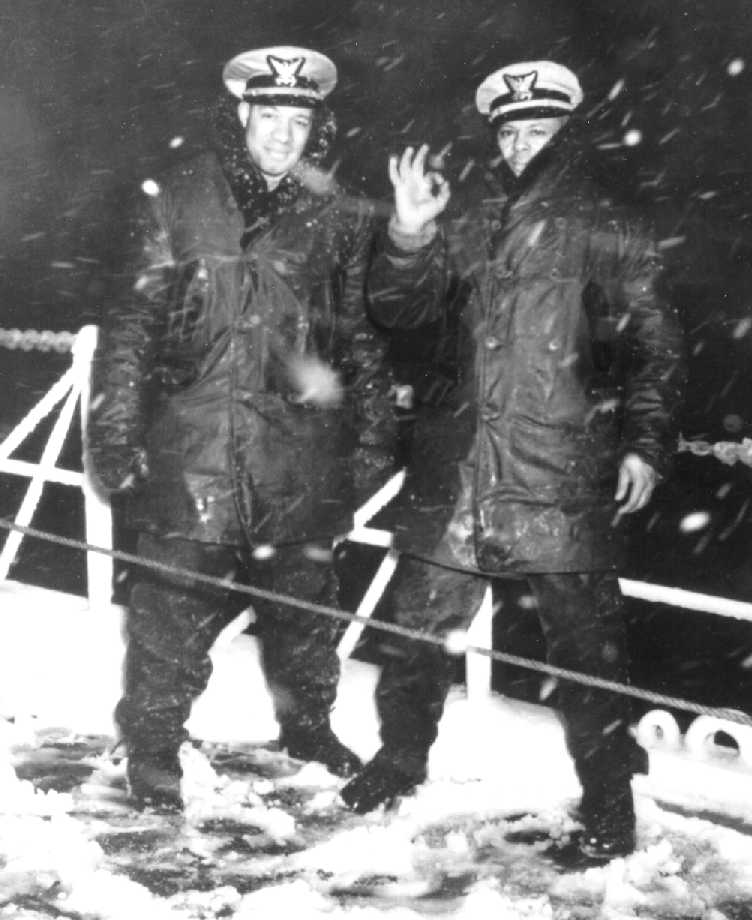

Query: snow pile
<box><xmin>5</xmin><ymin>681</ymin><xmax>752</xmax><ymax>916</ymax></box>
<box><xmin>0</xmin><ymin>720</ymin><xmax>179</xmax><ymax>919</ymax></box>
<box><xmin>180</xmin><ymin>742</ymin><xmax>298</xmax><ymax>846</ymax></box>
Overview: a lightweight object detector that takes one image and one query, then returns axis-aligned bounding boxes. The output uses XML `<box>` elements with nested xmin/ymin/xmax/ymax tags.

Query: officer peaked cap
<box><xmin>476</xmin><ymin>60</ymin><xmax>583</xmax><ymax>126</ymax></box>
<box><xmin>223</xmin><ymin>45</ymin><xmax>337</xmax><ymax>107</ymax></box>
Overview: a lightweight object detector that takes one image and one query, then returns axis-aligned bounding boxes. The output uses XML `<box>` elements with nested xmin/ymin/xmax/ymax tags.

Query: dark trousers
<box><xmin>374</xmin><ymin>555</ymin><xmax>644</xmax><ymax>782</ymax></box>
<box><xmin>115</xmin><ymin>532</ymin><xmax>346</xmax><ymax>755</ymax></box>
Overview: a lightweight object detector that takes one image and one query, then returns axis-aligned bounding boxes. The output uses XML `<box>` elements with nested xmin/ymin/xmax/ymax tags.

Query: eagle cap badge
<box><xmin>267</xmin><ymin>55</ymin><xmax>305</xmax><ymax>87</ymax></box>
<box><xmin>504</xmin><ymin>70</ymin><xmax>537</xmax><ymax>102</ymax></box>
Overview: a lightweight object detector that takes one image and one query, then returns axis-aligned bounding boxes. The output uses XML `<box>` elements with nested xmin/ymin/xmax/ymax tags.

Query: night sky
<box><xmin>2</xmin><ymin>0</ymin><xmax>752</xmax><ymax>711</ymax></box>
<box><xmin>3</xmin><ymin>0</ymin><xmax>752</xmax><ymax>326</ymax></box>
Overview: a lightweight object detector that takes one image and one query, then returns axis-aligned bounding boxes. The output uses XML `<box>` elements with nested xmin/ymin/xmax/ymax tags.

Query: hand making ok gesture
<box><xmin>388</xmin><ymin>144</ymin><xmax>451</xmax><ymax>234</ymax></box>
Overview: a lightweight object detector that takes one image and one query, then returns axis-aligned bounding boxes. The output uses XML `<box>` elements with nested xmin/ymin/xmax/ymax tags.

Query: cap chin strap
<box><xmin>242</xmin><ymin>93</ymin><xmax>320</xmax><ymax>108</ymax></box>
<box><xmin>490</xmin><ymin>106</ymin><xmax>571</xmax><ymax>126</ymax></box>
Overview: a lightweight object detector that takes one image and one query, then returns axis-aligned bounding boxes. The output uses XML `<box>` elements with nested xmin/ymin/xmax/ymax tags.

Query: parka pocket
<box><xmin>158</xmin><ymin>258</ymin><xmax>212</xmax><ymax>390</ymax></box>
<box><xmin>568</xmin><ymin>399</ymin><xmax>621</xmax><ymax>494</ymax></box>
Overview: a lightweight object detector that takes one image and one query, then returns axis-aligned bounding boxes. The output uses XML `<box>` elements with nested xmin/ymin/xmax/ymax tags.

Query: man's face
<box><xmin>243</xmin><ymin>104</ymin><xmax>313</xmax><ymax>185</ymax></box>
<box><xmin>496</xmin><ymin>116</ymin><xmax>568</xmax><ymax>176</ymax></box>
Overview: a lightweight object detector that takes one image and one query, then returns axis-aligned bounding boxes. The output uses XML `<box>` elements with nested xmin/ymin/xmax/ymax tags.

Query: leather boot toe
<box><xmin>340</xmin><ymin>749</ymin><xmax>426</xmax><ymax>814</ymax></box>
<box><xmin>280</xmin><ymin>726</ymin><xmax>362</xmax><ymax>778</ymax></box>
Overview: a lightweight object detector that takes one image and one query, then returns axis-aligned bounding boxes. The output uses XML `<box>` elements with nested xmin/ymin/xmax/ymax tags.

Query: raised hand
<box><xmin>388</xmin><ymin>144</ymin><xmax>451</xmax><ymax>234</ymax></box>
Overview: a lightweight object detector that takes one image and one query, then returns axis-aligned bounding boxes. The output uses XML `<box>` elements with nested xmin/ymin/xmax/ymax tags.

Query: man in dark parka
<box><xmin>87</xmin><ymin>46</ymin><xmax>395</xmax><ymax>809</ymax></box>
<box><xmin>340</xmin><ymin>60</ymin><xmax>686</xmax><ymax>863</ymax></box>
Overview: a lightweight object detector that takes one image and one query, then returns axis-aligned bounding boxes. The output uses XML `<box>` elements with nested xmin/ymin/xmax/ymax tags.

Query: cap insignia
<box><xmin>503</xmin><ymin>70</ymin><xmax>537</xmax><ymax>102</ymax></box>
<box><xmin>267</xmin><ymin>55</ymin><xmax>306</xmax><ymax>87</ymax></box>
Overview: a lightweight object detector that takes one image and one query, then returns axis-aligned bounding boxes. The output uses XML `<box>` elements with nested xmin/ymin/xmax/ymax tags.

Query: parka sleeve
<box><xmin>335</xmin><ymin>197</ymin><xmax>400</xmax><ymax>503</ymax></box>
<box><xmin>366</xmin><ymin>217</ymin><xmax>450</xmax><ymax>330</ymax></box>
<box><xmin>338</xmin><ymin>195</ymin><xmax>378</xmax><ymax>319</ymax></box>
<box><xmin>87</xmin><ymin>187</ymin><xmax>173</xmax><ymax>493</ymax></box>
<box><xmin>592</xmin><ymin>215</ymin><xmax>686</xmax><ymax>478</ymax></box>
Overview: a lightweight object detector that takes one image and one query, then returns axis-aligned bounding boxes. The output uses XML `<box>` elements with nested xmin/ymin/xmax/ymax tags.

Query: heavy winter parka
<box><xmin>368</xmin><ymin>128</ymin><xmax>686</xmax><ymax>573</ymax></box>
<box><xmin>88</xmin><ymin>109</ymin><xmax>395</xmax><ymax>547</ymax></box>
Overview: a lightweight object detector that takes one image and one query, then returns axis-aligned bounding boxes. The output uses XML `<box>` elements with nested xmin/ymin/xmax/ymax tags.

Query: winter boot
<box><xmin>544</xmin><ymin>781</ymin><xmax>635</xmax><ymax>870</ymax></box>
<box><xmin>340</xmin><ymin>747</ymin><xmax>427</xmax><ymax>814</ymax></box>
<box><xmin>278</xmin><ymin>724</ymin><xmax>362</xmax><ymax>779</ymax></box>
<box><xmin>126</xmin><ymin>747</ymin><xmax>183</xmax><ymax>812</ymax></box>
<box><xmin>577</xmin><ymin>776</ymin><xmax>636</xmax><ymax>861</ymax></box>
<box><xmin>548</xmin><ymin>733</ymin><xmax>645</xmax><ymax>867</ymax></box>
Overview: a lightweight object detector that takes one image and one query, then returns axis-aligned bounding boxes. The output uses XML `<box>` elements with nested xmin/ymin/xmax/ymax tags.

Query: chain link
<box><xmin>0</xmin><ymin>328</ymin><xmax>76</xmax><ymax>353</ymax></box>
<box><xmin>678</xmin><ymin>434</ymin><xmax>752</xmax><ymax>468</ymax></box>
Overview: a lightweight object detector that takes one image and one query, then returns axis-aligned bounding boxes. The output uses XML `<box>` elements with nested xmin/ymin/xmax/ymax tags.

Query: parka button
<box><xmin>485</xmin><ymin>335</ymin><xmax>502</xmax><ymax>350</ymax></box>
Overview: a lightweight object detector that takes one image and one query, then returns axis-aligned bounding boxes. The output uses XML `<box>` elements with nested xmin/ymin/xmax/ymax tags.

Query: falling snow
<box><xmin>3</xmin><ymin>2</ymin><xmax>752</xmax><ymax>914</ymax></box>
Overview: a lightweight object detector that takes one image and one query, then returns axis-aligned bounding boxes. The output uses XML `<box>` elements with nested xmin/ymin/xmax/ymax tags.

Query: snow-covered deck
<box><xmin>4</xmin><ymin>578</ymin><xmax>752</xmax><ymax>832</ymax></box>
<box><xmin>6</xmin><ymin>580</ymin><xmax>752</xmax><ymax>917</ymax></box>
<box><xmin>5</xmin><ymin>582</ymin><xmax>752</xmax><ymax>920</ymax></box>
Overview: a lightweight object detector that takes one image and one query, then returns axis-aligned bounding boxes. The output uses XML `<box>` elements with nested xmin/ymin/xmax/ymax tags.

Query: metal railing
<box><xmin>0</xmin><ymin>325</ymin><xmax>113</xmax><ymax>610</ymax></box>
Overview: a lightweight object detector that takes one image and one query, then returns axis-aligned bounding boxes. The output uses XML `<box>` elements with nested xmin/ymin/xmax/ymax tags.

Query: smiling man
<box><xmin>241</xmin><ymin>103</ymin><xmax>313</xmax><ymax>185</ymax></box>
<box><xmin>88</xmin><ymin>46</ymin><xmax>396</xmax><ymax>810</ymax></box>
<box><xmin>342</xmin><ymin>59</ymin><xmax>686</xmax><ymax>868</ymax></box>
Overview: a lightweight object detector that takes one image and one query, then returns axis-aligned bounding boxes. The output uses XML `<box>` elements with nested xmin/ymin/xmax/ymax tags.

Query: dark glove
<box><xmin>339</xmin><ymin>751</ymin><xmax>424</xmax><ymax>814</ymax></box>
<box><xmin>88</xmin><ymin>444</ymin><xmax>149</xmax><ymax>494</ymax></box>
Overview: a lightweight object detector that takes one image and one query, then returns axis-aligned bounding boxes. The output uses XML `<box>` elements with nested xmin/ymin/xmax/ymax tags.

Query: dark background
<box><xmin>2</xmin><ymin>0</ymin><xmax>752</xmax><ymax>724</ymax></box>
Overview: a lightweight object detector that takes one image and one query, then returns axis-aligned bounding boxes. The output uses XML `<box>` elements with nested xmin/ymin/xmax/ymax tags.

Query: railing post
<box><xmin>465</xmin><ymin>584</ymin><xmax>495</xmax><ymax>703</ymax></box>
<box><xmin>77</xmin><ymin>325</ymin><xmax>114</xmax><ymax>611</ymax></box>
<box><xmin>337</xmin><ymin>547</ymin><xmax>399</xmax><ymax>661</ymax></box>
<box><xmin>335</xmin><ymin>469</ymin><xmax>406</xmax><ymax>661</ymax></box>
